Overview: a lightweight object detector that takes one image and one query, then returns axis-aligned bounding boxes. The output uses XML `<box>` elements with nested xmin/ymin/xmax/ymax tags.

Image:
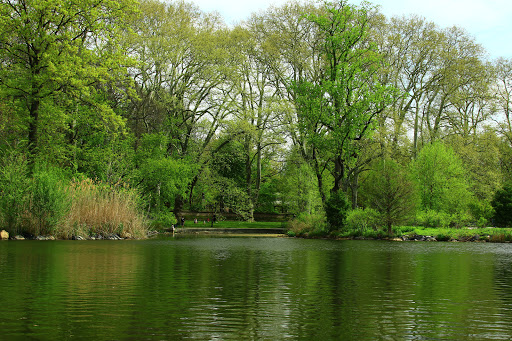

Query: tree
<box><xmin>128</xmin><ymin>0</ymin><xmax>242</xmax><ymax>214</ymax></box>
<box><xmin>292</xmin><ymin>0</ymin><xmax>394</xmax><ymax>215</ymax></box>
<box><xmin>362</xmin><ymin>158</ymin><xmax>416</xmax><ymax>234</ymax></box>
<box><xmin>226</xmin><ymin>25</ymin><xmax>287</xmax><ymax>220</ymax></box>
<box><xmin>410</xmin><ymin>141</ymin><xmax>472</xmax><ymax>214</ymax></box>
<box><xmin>491</xmin><ymin>184</ymin><xmax>512</xmax><ymax>227</ymax></box>
<box><xmin>0</xmin><ymin>0</ymin><xmax>136</xmax><ymax>165</ymax></box>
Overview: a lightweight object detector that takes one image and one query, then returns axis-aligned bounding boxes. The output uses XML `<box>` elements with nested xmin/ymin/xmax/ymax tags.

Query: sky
<box><xmin>188</xmin><ymin>0</ymin><xmax>512</xmax><ymax>59</ymax></box>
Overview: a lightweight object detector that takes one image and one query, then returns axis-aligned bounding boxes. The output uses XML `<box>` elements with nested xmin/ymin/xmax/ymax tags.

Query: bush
<box><xmin>29</xmin><ymin>165</ymin><xmax>70</xmax><ymax>236</ymax></box>
<box><xmin>345</xmin><ymin>208</ymin><xmax>381</xmax><ymax>231</ymax></box>
<box><xmin>492</xmin><ymin>185</ymin><xmax>512</xmax><ymax>227</ymax></box>
<box><xmin>150</xmin><ymin>211</ymin><xmax>177</xmax><ymax>231</ymax></box>
<box><xmin>287</xmin><ymin>212</ymin><xmax>327</xmax><ymax>237</ymax></box>
<box><xmin>416</xmin><ymin>210</ymin><xmax>451</xmax><ymax>228</ymax></box>
<box><xmin>477</xmin><ymin>217</ymin><xmax>488</xmax><ymax>228</ymax></box>
<box><xmin>449</xmin><ymin>211</ymin><xmax>472</xmax><ymax>228</ymax></box>
<box><xmin>0</xmin><ymin>153</ymin><xmax>30</xmax><ymax>236</ymax></box>
<box><xmin>324</xmin><ymin>191</ymin><xmax>350</xmax><ymax>231</ymax></box>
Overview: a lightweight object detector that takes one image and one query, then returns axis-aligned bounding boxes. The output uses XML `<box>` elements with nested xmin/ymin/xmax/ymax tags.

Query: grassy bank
<box><xmin>183</xmin><ymin>221</ymin><xmax>285</xmax><ymax>229</ymax></box>
<box><xmin>332</xmin><ymin>226</ymin><xmax>512</xmax><ymax>242</ymax></box>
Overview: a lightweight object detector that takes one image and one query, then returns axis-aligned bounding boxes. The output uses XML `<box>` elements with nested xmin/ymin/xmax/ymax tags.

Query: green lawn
<box><xmin>191</xmin><ymin>221</ymin><xmax>286</xmax><ymax>229</ymax></box>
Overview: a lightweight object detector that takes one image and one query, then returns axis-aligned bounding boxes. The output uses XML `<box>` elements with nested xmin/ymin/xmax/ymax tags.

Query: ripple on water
<box><xmin>2</xmin><ymin>239</ymin><xmax>512</xmax><ymax>339</ymax></box>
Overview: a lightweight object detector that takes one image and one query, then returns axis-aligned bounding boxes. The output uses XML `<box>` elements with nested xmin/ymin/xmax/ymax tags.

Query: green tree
<box><xmin>133</xmin><ymin>133</ymin><xmax>195</xmax><ymax>214</ymax></box>
<box><xmin>411</xmin><ymin>142</ymin><xmax>472</xmax><ymax>215</ymax></box>
<box><xmin>0</xmin><ymin>0</ymin><xmax>136</xmax><ymax>165</ymax></box>
<box><xmin>292</xmin><ymin>0</ymin><xmax>394</xmax><ymax>225</ymax></box>
<box><xmin>279</xmin><ymin>149</ymin><xmax>323</xmax><ymax>216</ymax></box>
<box><xmin>362</xmin><ymin>158</ymin><xmax>416</xmax><ymax>234</ymax></box>
<box><xmin>491</xmin><ymin>184</ymin><xmax>512</xmax><ymax>227</ymax></box>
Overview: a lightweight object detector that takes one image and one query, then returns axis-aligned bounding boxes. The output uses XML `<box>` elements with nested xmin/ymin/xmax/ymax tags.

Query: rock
<box><xmin>72</xmin><ymin>235</ymin><xmax>85</xmax><ymax>240</ymax></box>
<box><xmin>36</xmin><ymin>235</ymin><xmax>56</xmax><ymax>241</ymax></box>
<box><xmin>14</xmin><ymin>235</ymin><xmax>25</xmax><ymax>240</ymax></box>
<box><xmin>0</xmin><ymin>230</ymin><xmax>8</xmax><ymax>240</ymax></box>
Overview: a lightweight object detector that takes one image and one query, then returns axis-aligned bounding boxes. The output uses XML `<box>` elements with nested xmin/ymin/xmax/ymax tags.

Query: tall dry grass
<box><xmin>60</xmin><ymin>178</ymin><xmax>148</xmax><ymax>239</ymax></box>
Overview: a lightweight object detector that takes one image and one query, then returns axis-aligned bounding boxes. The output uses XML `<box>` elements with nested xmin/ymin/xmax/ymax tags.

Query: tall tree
<box><xmin>0</xmin><ymin>0</ymin><xmax>136</xmax><ymax>165</ymax></box>
<box><xmin>292</xmin><ymin>0</ymin><xmax>394</xmax><ymax>211</ymax></box>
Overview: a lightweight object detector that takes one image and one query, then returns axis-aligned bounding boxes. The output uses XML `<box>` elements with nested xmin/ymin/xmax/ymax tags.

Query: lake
<box><xmin>1</xmin><ymin>236</ymin><xmax>512</xmax><ymax>340</ymax></box>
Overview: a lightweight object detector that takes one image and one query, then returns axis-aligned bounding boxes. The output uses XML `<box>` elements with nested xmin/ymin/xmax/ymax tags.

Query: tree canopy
<box><xmin>0</xmin><ymin>0</ymin><xmax>510</xmax><ymax>233</ymax></box>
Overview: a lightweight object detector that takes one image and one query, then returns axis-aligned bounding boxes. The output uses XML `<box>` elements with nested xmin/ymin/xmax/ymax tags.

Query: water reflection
<box><xmin>1</xmin><ymin>238</ymin><xmax>512</xmax><ymax>339</ymax></box>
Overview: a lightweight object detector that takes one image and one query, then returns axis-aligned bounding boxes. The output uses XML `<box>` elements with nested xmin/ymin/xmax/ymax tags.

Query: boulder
<box><xmin>14</xmin><ymin>235</ymin><xmax>25</xmax><ymax>240</ymax></box>
<box><xmin>0</xmin><ymin>230</ymin><xmax>8</xmax><ymax>240</ymax></box>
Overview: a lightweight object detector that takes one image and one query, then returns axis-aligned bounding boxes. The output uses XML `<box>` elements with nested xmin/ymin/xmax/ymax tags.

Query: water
<box><xmin>1</xmin><ymin>237</ymin><xmax>512</xmax><ymax>340</ymax></box>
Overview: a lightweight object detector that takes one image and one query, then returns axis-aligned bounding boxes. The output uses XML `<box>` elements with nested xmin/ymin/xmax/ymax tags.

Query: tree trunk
<box><xmin>245</xmin><ymin>138</ymin><xmax>254</xmax><ymax>222</ymax></box>
<box><xmin>350</xmin><ymin>173</ymin><xmax>359</xmax><ymax>209</ymax></box>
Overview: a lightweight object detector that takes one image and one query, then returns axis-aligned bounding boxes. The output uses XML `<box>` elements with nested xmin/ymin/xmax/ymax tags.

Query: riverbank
<box><xmin>4</xmin><ymin>225</ymin><xmax>512</xmax><ymax>243</ymax></box>
<box><xmin>0</xmin><ymin>229</ymin><xmax>141</xmax><ymax>240</ymax></box>
<box><xmin>329</xmin><ymin>226</ymin><xmax>512</xmax><ymax>243</ymax></box>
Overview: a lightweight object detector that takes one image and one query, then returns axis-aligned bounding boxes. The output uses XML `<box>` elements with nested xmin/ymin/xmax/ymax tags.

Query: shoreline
<box><xmin>1</xmin><ymin>228</ymin><xmax>510</xmax><ymax>243</ymax></box>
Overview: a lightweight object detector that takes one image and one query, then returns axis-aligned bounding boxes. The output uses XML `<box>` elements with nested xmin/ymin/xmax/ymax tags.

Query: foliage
<box><xmin>279</xmin><ymin>152</ymin><xmax>323</xmax><ymax>216</ymax></box>
<box><xmin>345</xmin><ymin>208</ymin><xmax>381</xmax><ymax>231</ymax></box>
<box><xmin>150</xmin><ymin>211</ymin><xmax>178</xmax><ymax>231</ymax></box>
<box><xmin>414</xmin><ymin>210</ymin><xmax>472</xmax><ymax>229</ymax></box>
<box><xmin>134</xmin><ymin>133</ymin><xmax>196</xmax><ymax>212</ymax></box>
<box><xmin>411</xmin><ymin>142</ymin><xmax>472</xmax><ymax>214</ymax></box>
<box><xmin>0</xmin><ymin>0</ymin><xmax>137</xmax><ymax>162</ymax></box>
<box><xmin>362</xmin><ymin>159</ymin><xmax>417</xmax><ymax>233</ymax></box>
<box><xmin>287</xmin><ymin>212</ymin><xmax>327</xmax><ymax>237</ymax></box>
<box><xmin>0</xmin><ymin>152</ymin><xmax>31</xmax><ymax>235</ymax></box>
<box><xmin>324</xmin><ymin>191</ymin><xmax>350</xmax><ymax>231</ymax></box>
<box><xmin>0</xmin><ymin>0</ymin><xmax>510</xmax><ymax>236</ymax></box>
<box><xmin>29</xmin><ymin>165</ymin><xmax>70</xmax><ymax>236</ymax></box>
<box><xmin>415</xmin><ymin>210</ymin><xmax>452</xmax><ymax>228</ymax></box>
<box><xmin>491</xmin><ymin>184</ymin><xmax>512</xmax><ymax>227</ymax></box>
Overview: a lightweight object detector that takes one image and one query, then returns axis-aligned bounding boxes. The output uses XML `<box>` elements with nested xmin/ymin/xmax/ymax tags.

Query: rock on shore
<box><xmin>0</xmin><ymin>230</ymin><xmax>8</xmax><ymax>240</ymax></box>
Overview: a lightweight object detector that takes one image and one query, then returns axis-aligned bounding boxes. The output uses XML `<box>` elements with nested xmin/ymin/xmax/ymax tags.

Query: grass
<box><xmin>393</xmin><ymin>226</ymin><xmax>512</xmax><ymax>242</ymax></box>
<box><xmin>61</xmin><ymin>178</ymin><xmax>148</xmax><ymax>239</ymax></box>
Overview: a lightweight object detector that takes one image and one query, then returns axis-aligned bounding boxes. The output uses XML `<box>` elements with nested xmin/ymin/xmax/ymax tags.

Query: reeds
<box><xmin>60</xmin><ymin>178</ymin><xmax>148</xmax><ymax>239</ymax></box>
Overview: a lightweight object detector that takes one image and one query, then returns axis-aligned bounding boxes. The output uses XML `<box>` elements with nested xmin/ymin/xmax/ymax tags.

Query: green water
<box><xmin>1</xmin><ymin>237</ymin><xmax>512</xmax><ymax>340</ymax></box>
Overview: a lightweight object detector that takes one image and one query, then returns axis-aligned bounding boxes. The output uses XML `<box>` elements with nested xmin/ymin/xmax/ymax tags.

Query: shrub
<box><xmin>416</xmin><ymin>210</ymin><xmax>451</xmax><ymax>228</ymax></box>
<box><xmin>435</xmin><ymin>233</ymin><xmax>451</xmax><ymax>242</ymax></box>
<box><xmin>477</xmin><ymin>217</ymin><xmax>488</xmax><ymax>228</ymax></box>
<box><xmin>324</xmin><ymin>191</ymin><xmax>350</xmax><ymax>231</ymax></box>
<box><xmin>287</xmin><ymin>212</ymin><xmax>327</xmax><ymax>237</ymax></box>
<box><xmin>150</xmin><ymin>211</ymin><xmax>177</xmax><ymax>231</ymax></box>
<box><xmin>28</xmin><ymin>165</ymin><xmax>70</xmax><ymax>236</ymax></box>
<box><xmin>0</xmin><ymin>153</ymin><xmax>30</xmax><ymax>236</ymax></box>
<box><xmin>490</xmin><ymin>234</ymin><xmax>505</xmax><ymax>243</ymax></box>
<box><xmin>492</xmin><ymin>185</ymin><xmax>512</xmax><ymax>227</ymax></box>
<box><xmin>345</xmin><ymin>208</ymin><xmax>381</xmax><ymax>231</ymax></box>
<box><xmin>449</xmin><ymin>211</ymin><xmax>472</xmax><ymax>228</ymax></box>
